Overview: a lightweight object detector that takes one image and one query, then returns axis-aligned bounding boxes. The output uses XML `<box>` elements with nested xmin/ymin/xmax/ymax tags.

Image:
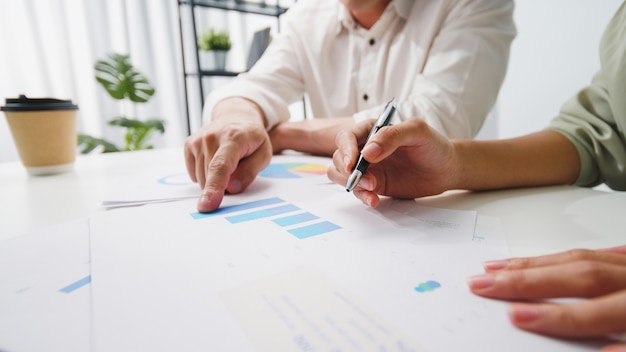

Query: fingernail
<box><xmin>343</xmin><ymin>154</ymin><xmax>352</xmax><ymax>169</ymax></box>
<box><xmin>467</xmin><ymin>274</ymin><xmax>495</xmax><ymax>290</ymax></box>
<box><xmin>229</xmin><ymin>179</ymin><xmax>242</xmax><ymax>193</ymax></box>
<box><xmin>483</xmin><ymin>259</ymin><xmax>508</xmax><ymax>271</ymax></box>
<box><xmin>198</xmin><ymin>194</ymin><xmax>210</xmax><ymax>208</ymax></box>
<box><xmin>509</xmin><ymin>304</ymin><xmax>541</xmax><ymax>323</ymax></box>
<box><xmin>362</xmin><ymin>143</ymin><xmax>382</xmax><ymax>158</ymax></box>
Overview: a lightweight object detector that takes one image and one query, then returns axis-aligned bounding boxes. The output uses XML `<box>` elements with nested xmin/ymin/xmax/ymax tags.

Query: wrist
<box><xmin>451</xmin><ymin>139</ymin><xmax>478</xmax><ymax>190</ymax></box>
<box><xmin>269</xmin><ymin>122</ymin><xmax>304</xmax><ymax>153</ymax></box>
<box><xmin>212</xmin><ymin>97</ymin><xmax>267</xmax><ymax>129</ymax></box>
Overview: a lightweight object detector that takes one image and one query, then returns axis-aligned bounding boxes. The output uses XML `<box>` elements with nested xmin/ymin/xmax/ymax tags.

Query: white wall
<box><xmin>3</xmin><ymin>1</ymin><xmax>623</xmax><ymax>163</ymax></box>
<box><xmin>496</xmin><ymin>0</ymin><xmax>623</xmax><ymax>138</ymax></box>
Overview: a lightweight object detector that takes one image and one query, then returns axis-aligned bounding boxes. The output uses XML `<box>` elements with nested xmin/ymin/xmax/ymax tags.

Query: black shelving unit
<box><xmin>178</xmin><ymin>0</ymin><xmax>289</xmax><ymax>135</ymax></box>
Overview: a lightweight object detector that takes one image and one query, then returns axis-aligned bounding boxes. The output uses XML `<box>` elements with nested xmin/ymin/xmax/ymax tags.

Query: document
<box><xmin>88</xmin><ymin>154</ymin><xmax>596</xmax><ymax>351</ymax></box>
<box><xmin>0</xmin><ymin>218</ymin><xmax>91</xmax><ymax>352</ymax></box>
<box><xmin>100</xmin><ymin>166</ymin><xmax>199</xmax><ymax>208</ymax></box>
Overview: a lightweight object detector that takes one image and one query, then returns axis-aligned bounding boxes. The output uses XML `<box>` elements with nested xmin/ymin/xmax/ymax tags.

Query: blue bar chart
<box><xmin>59</xmin><ymin>275</ymin><xmax>92</xmax><ymax>294</ymax></box>
<box><xmin>190</xmin><ymin>197</ymin><xmax>341</xmax><ymax>239</ymax></box>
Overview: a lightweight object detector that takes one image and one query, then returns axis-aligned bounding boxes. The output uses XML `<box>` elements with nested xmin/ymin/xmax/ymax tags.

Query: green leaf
<box><xmin>107</xmin><ymin>117</ymin><xmax>166</xmax><ymax>151</ymax></box>
<box><xmin>77</xmin><ymin>134</ymin><xmax>121</xmax><ymax>154</ymax></box>
<box><xmin>95</xmin><ymin>53</ymin><xmax>155</xmax><ymax>103</ymax></box>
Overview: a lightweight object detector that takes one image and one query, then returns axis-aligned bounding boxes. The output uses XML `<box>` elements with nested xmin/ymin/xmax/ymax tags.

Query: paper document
<box><xmin>0</xmin><ymin>218</ymin><xmax>91</xmax><ymax>352</ymax></box>
<box><xmin>101</xmin><ymin>167</ymin><xmax>200</xmax><ymax>208</ymax></box>
<box><xmin>88</xmin><ymin>154</ymin><xmax>595</xmax><ymax>351</ymax></box>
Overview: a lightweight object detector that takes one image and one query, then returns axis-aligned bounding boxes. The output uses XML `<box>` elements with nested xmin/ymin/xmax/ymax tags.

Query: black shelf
<box><xmin>185</xmin><ymin>70</ymin><xmax>240</xmax><ymax>77</ymax></box>
<box><xmin>178</xmin><ymin>0</ymin><xmax>290</xmax><ymax>135</ymax></box>
<box><xmin>180</xmin><ymin>0</ymin><xmax>288</xmax><ymax>16</ymax></box>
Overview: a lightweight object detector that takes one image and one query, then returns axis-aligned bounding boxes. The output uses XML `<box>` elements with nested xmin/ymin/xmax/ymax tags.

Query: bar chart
<box><xmin>190</xmin><ymin>197</ymin><xmax>341</xmax><ymax>239</ymax></box>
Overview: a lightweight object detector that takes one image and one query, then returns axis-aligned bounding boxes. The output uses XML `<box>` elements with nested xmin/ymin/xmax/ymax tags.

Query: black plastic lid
<box><xmin>1</xmin><ymin>95</ymin><xmax>78</xmax><ymax>112</ymax></box>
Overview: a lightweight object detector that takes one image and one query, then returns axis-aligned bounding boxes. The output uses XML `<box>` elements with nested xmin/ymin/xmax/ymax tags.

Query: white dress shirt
<box><xmin>203</xmin><ymin>0</ymin><xmax>516</xmax><ymax>138</ymax></box>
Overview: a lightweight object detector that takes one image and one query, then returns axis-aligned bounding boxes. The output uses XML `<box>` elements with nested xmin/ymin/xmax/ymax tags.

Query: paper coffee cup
<box><xmin>1</xmin><ymin>95</ymin><xmax>79</xmax><ymax>176</ymax></box>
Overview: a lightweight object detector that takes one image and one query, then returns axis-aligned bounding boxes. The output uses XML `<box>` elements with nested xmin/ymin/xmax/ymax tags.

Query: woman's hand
<box><xmin>467</xmin><ymin>246</ymin><xmax>626</xmax><ymax>351</ymax></box>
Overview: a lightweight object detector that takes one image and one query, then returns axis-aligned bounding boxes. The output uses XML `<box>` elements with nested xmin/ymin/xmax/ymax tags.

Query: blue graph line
<box><xmin>288</xmin><ymin>221</ymin><xmax>341</xmax><ymax>239</ymax></box>
<box><xmin>190</xmin><ymin>197</ymin><xmax>285</xmax><ymax>219</ymax></box>
<box><xmin>226</xmin><ymin>204</ymin><xmax>300</xmax><ymax>224</ymax></box>
<box><xmin>59</xmin><ymin>275</ymin><xmax>91</xmax><ymax>293</ymax></box>
<box><xmin>273</xmin><ymin>212</ymin><xmax>319</xmax><ymax>226</ymax></box>
<box><xmin>157</xmin><ymin>173</ymin><xmax>193</xmax><ymax>185</ymax></box>
<box><xmin>189</xmin><ymin>197</ymin><xmax>341</xmax><ymax>239</ymax></box>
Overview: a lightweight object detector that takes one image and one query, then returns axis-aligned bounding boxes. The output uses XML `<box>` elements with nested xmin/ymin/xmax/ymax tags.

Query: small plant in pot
<box><xmin>77</xmin><ymin>53</ymin><xmax>165</xmax><ymax>154</ymax></box>
<box><xmin>198</xmin><ymin>28</ymin><xmax>232</xmax><ymax>71</ymax></box>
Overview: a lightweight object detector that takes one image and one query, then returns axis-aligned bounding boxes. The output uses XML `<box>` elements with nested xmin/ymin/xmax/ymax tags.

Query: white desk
<box><xmin>2</xmin><ymin>147</ymin><xmax>626</xmax><ymax>352</ymax></box>
<box><xmin>1</xmin><ymin>147</ymin><xmax>624</xmax><ymax>256</ymax></box>
<box><xmin>0</xmin><ymin>148</ymin><xmax>187</xmax><ymax>241</ymax></box>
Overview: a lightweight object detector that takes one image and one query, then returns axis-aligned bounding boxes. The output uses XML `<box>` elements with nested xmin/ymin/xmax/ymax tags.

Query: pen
<box><xmin>345</xmin><ymin>97</ymin><xmax>396</xmax><ymax>192</ymax></box>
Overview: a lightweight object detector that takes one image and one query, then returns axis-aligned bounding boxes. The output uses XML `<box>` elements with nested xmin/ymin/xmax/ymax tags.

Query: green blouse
<box><xmin>548</xmin><ymin>1</ymin><xmax>626</xmax><ymax>190</ymax></box>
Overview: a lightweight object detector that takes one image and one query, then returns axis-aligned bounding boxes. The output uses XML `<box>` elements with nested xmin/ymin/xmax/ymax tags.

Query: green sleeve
<box><xmin>547</xmin><ymin>3</ymin><xmax>626</xmax><ymax>190</ymax></box>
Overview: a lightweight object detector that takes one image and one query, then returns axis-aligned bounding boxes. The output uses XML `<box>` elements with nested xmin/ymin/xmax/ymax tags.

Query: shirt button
<box><xmin>363</xmin><ymin>94</ymin><xmax>369</xmax><ymax>101</ymax></box>
<box><xmin>369</xmin><ymin>38</ymin><xmax>375</xmax><ymax>46</ymax></box>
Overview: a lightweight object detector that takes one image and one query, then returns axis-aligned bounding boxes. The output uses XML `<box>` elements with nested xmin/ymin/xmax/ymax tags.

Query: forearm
<box><xmin>453</xmin><ymin>130</ymin><xmax>581</xmax><ymax>190</ymax></box>
<box><xmin>269</xmin><ymin>117</ymin><xmax>354</xmax><ymax>156</ymax></box>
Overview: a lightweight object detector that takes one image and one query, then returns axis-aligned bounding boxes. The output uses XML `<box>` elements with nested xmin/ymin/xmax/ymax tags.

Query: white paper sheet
<box><xmin>0</xmin><ymin>218</ymin><xmax>91</xmax><ymax>352</ymax></box>
<box><xmin>100</xmin><ymin>167</ymin><xmax>200</xmax><ymax>207</ymax></box>
<box><xmin>88</xmin><ymin>154</ymin><xmax>603</xmax><ymax>351</ymax></box>
<box><xmin>99</xmin><ymin>155</ymin><xmax>331</xmax><ymax>208</ymax></box>
<box><xmin>474</xmin><ymin>215</ymin><xmax>509</xmax><ymax>254</ymax></box>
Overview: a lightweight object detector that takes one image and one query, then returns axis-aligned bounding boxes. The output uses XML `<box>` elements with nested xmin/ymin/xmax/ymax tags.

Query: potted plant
<box><xmin>198</xmin><ymin>28</ymin><xmax>232</xmax><ymax>71</ymax></box>
<box><xmin>77</xmin><ymin>53</ymin><xmax>165</xmax><ymax>154</ymax></box>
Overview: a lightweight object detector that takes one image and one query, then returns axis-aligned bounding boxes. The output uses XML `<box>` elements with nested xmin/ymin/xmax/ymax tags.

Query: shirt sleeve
<box><xmin>548</xmin><ymin>71</ymin><xmax>626</xmax><ymax>190</ymax></box>
<box><xmin>202</xmin><ymin>2</ymin><xmax>311</xmax><ymax>129</ymax></box>
<box><xmin>547</xmin><ymin>3</ymin><xmax>626</xmax><ymax>191</ymax></box>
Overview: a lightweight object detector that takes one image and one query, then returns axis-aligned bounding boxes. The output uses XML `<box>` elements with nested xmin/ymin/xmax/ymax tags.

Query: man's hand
<box><xmin>184</xmin><ymin>98</ymin><xmax>272</xmax><ymax>212</ymax></box>
<box><xmin>467</xmin><ymin>246</ymin><xmax>626</xmax><ymax>350</ymax></box>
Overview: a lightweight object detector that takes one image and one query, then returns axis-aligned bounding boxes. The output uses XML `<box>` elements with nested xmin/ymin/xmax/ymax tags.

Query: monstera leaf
<box><xmin>95</xmin><ymin>53</ymin><xmax>155</xmax><ymax>103</ymax></box>
<box><xmin>109</xmin><ymin>117</ymin><xmax>165</xmax><ymax>151</ymax></box>
<box><xmin>76</xmin><ymin>134</ymin><xmax>121</xmax><ymax>154</ymax></box>
<box><xmin>78</xmin><ymin>53</ymin><xmax>165</xmax><ymax>154</ymax></box>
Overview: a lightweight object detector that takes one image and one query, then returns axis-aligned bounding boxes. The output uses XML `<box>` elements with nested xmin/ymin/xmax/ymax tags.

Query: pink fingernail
<box><xmin>509</xmin><ymin>304</ymin><xmax>541</xmax><ymax>323</ymax></box>
<box><xmin>362</xmin><ymin>143</ymin><xmax>382</xmax><ymax>158</ymax></box>
<box><xmin>344</xmin><ymin>155</ymin><xmax>352</xmax><ymax>169</ymax></box>
<box><xmin>197</xmin><ymin>195</ymin><xmax>211</xmax><ymax>212</ymax></box>
<box><xmin>483</xmin><ymin>259</ymin><xmax>508</xmax><ymax>271</ymax></box>
<box><xmin>198</xmin><ymin>195</ymin><xmax>210</xmax><ymax>205</ymax></box>
<box><xmin>467</xmin><ymin>274</ymin><xmax>495</xmax><ymax>290</ymax></box>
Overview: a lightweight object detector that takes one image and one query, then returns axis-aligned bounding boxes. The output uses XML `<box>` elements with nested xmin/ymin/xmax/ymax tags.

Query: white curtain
<box><xmin>0</xmin><ymin>0</ymin><xmax>187</xmax><ymax>162</ymax></box>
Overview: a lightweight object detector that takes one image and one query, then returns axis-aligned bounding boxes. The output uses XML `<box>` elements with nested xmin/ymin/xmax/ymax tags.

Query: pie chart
<box><xmin>259</xmin><ymin>162</ymin><xmax>327</xmax><ymax>179</ymax></box>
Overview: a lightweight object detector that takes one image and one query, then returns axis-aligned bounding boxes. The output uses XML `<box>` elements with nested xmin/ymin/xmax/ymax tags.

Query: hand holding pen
<box><xmin>345</xmin><ymin>97</ymin><xmax>396</xmax><ymax>192</ymax></box>
<box><xmin>329</xmin><ymin>103</ymin><xmax>463</xmax><ymax>208</ymax></box>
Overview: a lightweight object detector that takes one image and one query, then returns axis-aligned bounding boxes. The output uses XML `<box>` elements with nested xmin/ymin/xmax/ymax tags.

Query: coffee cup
<box><xmin>1</xmin><ymin>95</ymin><xmax>79</xmax><ymax>176</ymax></box>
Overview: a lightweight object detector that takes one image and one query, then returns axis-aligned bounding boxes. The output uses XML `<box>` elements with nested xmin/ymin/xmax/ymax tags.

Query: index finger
<box><xmin>508</xmin><ymin>290</ymin><xmax>626</xmax><ymax>339</ymax></box>
<box><xmin>197</xmin><ymin>143</ymin><xmax>244</xmax><ymax>213</ymax></box>
<box><xmin>336</xmin><ymin>120</ymin><xmax>375</xmax><ymax>173</ymax></box>
<box><xmin>484</xmin><ymin>248</ymin><xmax>626</xmax><ymax>272</ymax></box>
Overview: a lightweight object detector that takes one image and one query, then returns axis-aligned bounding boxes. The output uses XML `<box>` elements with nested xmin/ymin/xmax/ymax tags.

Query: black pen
<box><xmin>345</xmin><ymin>97</ymin><xmax>396</xmax><ymax>192</ymax></box>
